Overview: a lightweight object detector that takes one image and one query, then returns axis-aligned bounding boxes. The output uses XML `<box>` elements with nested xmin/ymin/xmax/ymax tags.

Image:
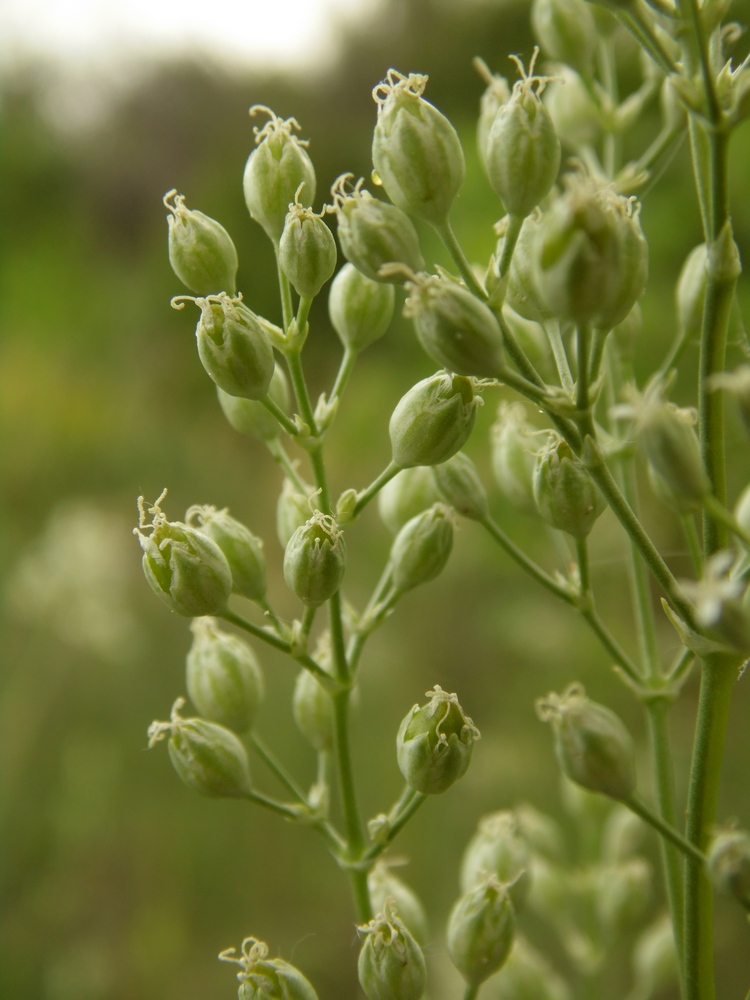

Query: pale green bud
<box><xmin>712</xmin><ymin>366</ymin><xmax>750</xmax><ymax>437</ymax></box>
<box><xmin>292</xmin><ymin>667</ymin><xmax>334</xmax><ymax>752</ymax></box>
<box><xmin>390</xmin><ymin>372</ymin><xmax>480</xmax><ymax>469</ymax></box>
<box><xmin>602</xmin><ymin>804</ymin><xmax>645</xmax><ymax>861</ymax></box>
<box><xmin>676</xmin><ymin>243</ymin><xmax>707</xmax><ymax>341</ymax></box>
<box><xmin>329</xmin><ymin>175</ymin><xmax>424</xmax><ymax>282</ymax></box>
<box><xmin>279</xmin><ymin>202</ymin><xmax>337</xmax><ymax>299</ymax></box>
<box><xmin>357</xmin><ymin>902</ymin><xmax>426</xmax><ymax>1000</ymax></box>
<box><xmin>504</xmin><ymin>213</ymin><xmax>554</xmax><ymax>323</ymax></box>
<box><xmin>220</xmin><ymin>936</ymin><xmax>319</xmax><ymax>1000</ymax></box>
<box><xmin>283</xmin><ymin>511</ymin><xmax>346</xmax><ymax>607</ymax></box>
<box><xmin>544</xmin><ymin>66</ymin><xmax>602</xmax><ymax>150</ymax></box>
<box><xmin>276</xmin><ymin>478</ymin><xmax>315</xmax><ymax>549</ymax></box>
<box><xmin>243</xmin><ymin>107</ymin><xmax>316</xmax><ymax>244</ymax></box>
<box><xmin>447</xmin><ymin>876</ymin><xmax>516</xmax><ymax>986</ymax></box>
<box><xmin>186</xmin><ymin>618</ymin><xmax>264</xmax><ymax>733</ymax></box>
<box><xmin>134</xmin><ymin>490</ymin><xmax>232</xmax><ymax>617</ymax></box>
<box><xmin>514</xmin><ymin>802</ymin><xmax>566</xmax><ymax>860</ymax></box>
<box><xmin>634</xmin><ymin>388</ymin><xmax>709</xmax><ymax>509</ymax></box>
<box><xmin>218</xmin><ymin>363</ymin><xmax>291</xmax><ymax>442</ymax></box>
<box><xmin>367</xmin><ymin>862</ymin><xmax>429</xmax><ymax>945</ymax></box>
<box><xmin>535</xmin><ymin>174</ymin><xmax>648</xmax><ymax>330</ymax></box>
<box><xmin>707</xmin><ymin>829</ymin><xmax>750</xmax><ymax>910</ymax></box>
<box><xmin>536</xmin><ymin>682</ymin><xmax>637</xmax><ymax>801</ymax></box>
<box><xmin>404</xmin><ymin>273</ymin><xmax>504</xmax><ymax>378</ymax></box>
<box><xmin>372</xmin><ymin>70</ymin><xmax>465</xmax><ymax>226</ymax></box>
<box><xmin>389</xmin><ymin>503</ymin><xmax>454</xmax><ymax>594</ymax></box>
<box><xmin>486</xmin><ymin>63</ymin><xmax>561</xmax><ymax>218</ymax></box>
<box><xmin>397</xmin><ymin>686</ymin><xmax>480</xmax><ymax>794</ymax></box>
<box><xmin>491</xmin><ymin>402</ymin><xmax>540</xmax><ymax>515</ymax></box>
<box><xmin>475</xmin><ymin>63</ymin><xmax>511</xmax><ymax>175</ymax></box>
<box><xmin>490</xmin><ymin>937</ymin><xmax>572</xmax><ymax>1000</ymax></box>
<box><xmin>631</xmin><ymin>916</ymin><xmax>679</xmax><ymax>1000</ymax></box>
<box><xmin>148</xmin><ymin>697</ymin><xmax>252</xmax><ymax>798</ymax></box>
<box><xmin>533</xmin><ymin>434</ymin><xmax>605</xmax><ymax>538</ymax></box>
<box><xmin>328</xmin><ymin>262</ymin><xmax>395</xmax><ymax>352</ymax></box>
<box><xmin>432</xmin><ymin>451</ymin><xmax>490</xmax><ymax>521</ymax></box>
<box><xmin>177</xmin><ymin>293</ymin><xmax>274</xmax><ymax>401</ymax></box>
<box><xmin>460</xmin><ymin>810</ymin><xmax>531</xmax><ymax>910</ymax></box>
<box><xmin>531</xmin><ymin>0</ymin><xmax>598</xmax><ymax>76</ymax></box>
<box><xmin>596</xmin><ymin>858</ymin><xmax>651</xmax><ymax>932</ymax></box>
<box><xmin>377</xmin><ymin>467</ymin><xmax>442</xmax><ymax>535</ymax></box>
<box><xmin>186</xmin><ymin>505</ymin><xmax>266</xmax><ymax>602</ymax></box>
<box><xmin>164</xmin><ymin>190</ymin><xmax>238</xmax><ymax>296</ymax></box>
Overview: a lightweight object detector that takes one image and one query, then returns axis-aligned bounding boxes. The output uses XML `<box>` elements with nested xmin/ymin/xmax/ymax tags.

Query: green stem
<box><xmin>614</xmin><ymin>6</ymin><xmax>678</xmax><ymax>75</ymax></box>
<box><xmin>433</xmin><ymin>218</ymin><xmax>487</xmax><ymax>300</ymax></box>
<box><xmin>683</xmin><ymin>655</ymin><xmax>738</xmax><ymax>1000</ymax></box>
<box><xmin>463</xmin><ymin>985</ymin><xmax>480</xmax><ymax>1000</ymax></box>
<box><xmin>624</xmin><ymin>794</ymin><xmax>707</xmax><ymax>866</ymax></box>
<box><xmin>260</xmin><ymin>394</ymin><xmax>300</xmax><ymax>438</ymax></box>
<box><xmin>681</xmin><ymin>514</ymin><xmax>704</xmax><ymax>576</ymax></box>
<box><xmin>587</xmin><ymin>328</ymin><xmax>608</xmax><ymax>388</ymax></box>
<box><xmin>266</xmin><ymin>439</ymin><xmax>309</xmax><ymax>495</ymax></box>
<box><xmin>576</xmin><ymin>322</ymin><xmax>592</xmax><ymax>420</ymax></box>
<box><xmin>576</xmin><ymin>537</ymin><xmax>590</xmax><ymax>597</ymax></box>
<box><xmin>257</xmin><ymin>598</ymin><xmax>288</xmax><ymax>639</ymax></box>
<box><xmin>247</xmin><ymin>732</ymin><xmax>308</xmax><ymax>803</ymax></box>
<box><xmin>245</xmin><ymin>789</ymin><xmax>304</xmax><ymax>821</ymax></box>
<box><xmin>668</xmin><ymin>647</ymin><xmax>696</xmax><ymax>684</ymax></box>
<box><xmin>330</xmin><ymin>346</ymin><xmax>358</xmax><ymax>404</ymax></box>
<box><xmin>285</xmin><ymin>349</ymin><xmax>318</xmax><ymax>438</ymax></box>
<box><xmin>497</xmin><ymin>214</ymin><xmax>524</xmax><ymax>279</ymax></box>
<box><xmin>275</xmin><ymin>248</ymin><xmax>295</xmax><ymax>333</ymax></box>
<box><xmin>220</xmin><ymin>609</ymin><xmax>334</xmax><ymax>689</ymax></box>
<box><xmin>296</xmin><ymin>295</ymin><xmax>313</xmax><ymax>335</ymax></box>
<box><xmin>362</xmin><ymin>788</ymin><xmax>427</xmax><ymax>863</ymax></box>
<box><xmin>352</xmin><ymin>462</ymin><xmax>400</xmax><ymax>518</ymax></box>
<box><xmin>545</xmin><ymin>320</ymin><xmax>576</xmax><ymax>395</ymax></box>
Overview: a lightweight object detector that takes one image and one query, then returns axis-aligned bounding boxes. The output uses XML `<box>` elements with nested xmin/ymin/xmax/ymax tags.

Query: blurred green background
<box><xmin>3</xmin><ymin>0</ymin><xmax>750</xmax><ymax>997</ymax></box>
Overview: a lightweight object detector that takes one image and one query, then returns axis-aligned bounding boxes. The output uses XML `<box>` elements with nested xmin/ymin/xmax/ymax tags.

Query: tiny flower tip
<box><xmin>372</xmin><ymin>68</ymin><xmax>429</xmax><ymax>106</ymax></box>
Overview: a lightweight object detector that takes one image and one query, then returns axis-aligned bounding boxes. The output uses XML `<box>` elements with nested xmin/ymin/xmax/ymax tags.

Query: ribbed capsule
<box><xmin>531</xmin><ymin>0</ymin><xmax>598</xmax><ymax>76</ymax></box>
<box><xmin>397</xmin><ymin>686</ymin><xmax>480</xmax><ymax>794</ymax></box>
<box><xmin>279</xmin><ymin>202</ymin><xmax>337</xmax><ymax>299</ymax></box>
<box><xmin>372</xmin><ymin>69</ymin><xmax>465</xmax><ymax>226</ymax></box>
<box><xmin>389</xmin><ymin>503</ymin><xmax>455</xmax><ymax>594</ymax></box>
<box><xmin>447</xmin><ymin>876</ymin><xmax>516</xmax><ymax>987</ymax></box>
<box><xmin>328</xmin><ymin>262</ymin><xmax>395</xmax><ymax>352</ymax></box>
<box><xmin>220</xmin><ymin>937</ymin><xmax>319</xmax><ymax>1000</ymax></box>
<box><xmin>217</xmin><ymin>363</ymin><xmax>291</xmax><ymax>443</ymax></box>
<box><xmin>185</xmin><ymin>505</ymin><xmax>266</xmax><ymax>603</ymax></box>
<box><xmin>186</xmin><ymin>618</ymin><xmax>264</xmax><ymax>733</ymax></box>
<box><xmin>533</xmin><ymin>434</ymin><xmax>605</xmax><ymax>538</ymax></box>
<box><xmin>357</xmin><ymin>902</ymin><xmax>427</xmax><ymax>1000</ymax></box>
<box><xmin>377</xmin><ymin>466</ymin><xmax>442</xmax><ymax>535</ymax></box>
<box><xmin>283</xmin><ymin>511</ymin><xmax>346</xmax><ymax>607</ymax></box>
<box><xmin>390</xmin><ymin>372</ymin><xmax>481</xmax><ymax>469</ymax></box>
<box><xmin>460</xmin><ymin>810</ymin><xmax>531</xmax><ymax>910</ymax></box>
<box><xmin>165</xmin><ymin>190</ymin><xmax>238</xmax><ymax>296</ymax></box>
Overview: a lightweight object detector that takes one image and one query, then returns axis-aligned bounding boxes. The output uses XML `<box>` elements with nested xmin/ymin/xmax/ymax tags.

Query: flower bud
<box><xmin>447</xmin><ymin>876</ymin><xmax>516</xmax><ymax>986</ymax></box>
<box><xmin>534</xmin><ymin>173</ymin><xmax>648</xmax><ymax>330</ymax></box>
<box><xmin>186</xmin><ymin>505</ymin><xmax>266</xmax><ymax>602</ymax></box>
<box><xmin>596</xmin><ymin>858</ymin><xmax>651</xmax><ymax>932</ymax></box>
<box><xmin>432</xmin><ymin>451</ymin><xmax>490</xmax><ymax>521</ymax></box>
<box><xmin>367</xmin><ymin>862</ymin><xmax>429</xmax><ymax>945</ymax></box>
<box><xmin>372</xmin><ymin>70</ymin><xmax>465</xmax><ymax>226</ymax></box>
<box><xmin>329</xmin><ymin>175</ymin><xmax>425</xmax><ymax>282</ymax></box>
<box><xmin>676</xmin><ymin>243</ymin><xmax>708</xmax><ymax>341</ymax></box>
<box><xmin>491</xmin><ymin>403</ymin><xmax>540</xmax><ymax>515</ymax></box>
<box><xmin>134</xmin><ymin>491</ymin><xmax>232</xmax><ymax>617</ymax></box>
<box><xmin>533</xmin><ymin>434</ymin><xmax>605</xmax><ymax>538</ymax></box>
<box><xmin>357</xmin><ymin>902</ymin><xmax>426</xmax><ymax>1000</ymax></box>
<box><xmin>148</xmin><ymin>698</ymin><xmax>252</xmax><ymax>798</ymax></box>
<box><xmin>390</xmin><ymin>372</ymin><xmax>481</xmax><ymax>469</ymax></box>
<box><xmin>631</xmin><ymin>916</ymin><xmax>679</xmax><ymax>1000</ymax></box>
<box><xmin>397</xmin><ymin>685</ymin><xmax>480</xmax><ymax>794</ymax></box>
<box><xmin>389</xmin><ymin>503</ymin><xmax>454</xmax><ymax>594</ymax></box>
<box><xmin>220</xmin><ymin>936</ymin><xmax>319</xmax><ymax>1000</ymax></box>
<box><xmin>504</xmin><ymin>213</ymin><xmax>554</xmax><ymax>323</ymax></box>
<box><xmin>328</xmin><ymin>262</ymin><xmax>395</xmax><ymax>352</ymax></box>
<box><xmin>404</xmin><ymin>273</ymin><xmax>505</xmax><ymax>378</ymax></box>
<box><xmin>460</xmin><ymin>811</ymin><xmax>531</xmax><ymax>910</ymax></box>
<box><xmin>283</xmin><ymin>511</ymin><xmax>346</xmax><ymax>606</ymax></box>
<box><xmin>180</xmin><ymin>294</ymin><xmax>274</xmax><ymax>401</ymax></box>
<box><xmin>707</xmin><ymin>829</ymin><xmax>750</xmax><ymax>910</ymax></box>
<box><xmin>186</xmin><ymin>618</ymin><xmax>264</xmax><ymax>733</ymax></box>
<box><xmin>164</xmin><ymin>190</ymin><xmax>238</xmax><ymax>296</ymax></box>
<box><xmin>279</xmin><ymin>201</ymin><xmax>337</xmax><ymax>299</ymax></box>
<box><xmin>514</xmin><ymin>803</ymin><xmax>566</xmax><ymax>860</ymax></box>
<box><xmin>292</xmin><ymin>666</ymin><xmax>334</xmax><ymax>752</ymax></box>
<box><xmin>486</xmin><ymin>59</ymin><xmax>561</xmax><ymax>218</ymax></box>
<box><xmin>277</xmin><ymin>478</ymin><xmax>315</xmax><ymax>548</ymax></box>
<box><xmin>531</xmin><ymin>0</ymin><xmax>598</xmax><ymax>76</ymax></box>
<box><xmin>544</xmin><ymin>66</ymin><xmax>602</xmax><ymax>150</ymax></box>
<box><xmin>492</xmin><ymin>937</ymin><xmax>572</xmax><ymax>1000</ymax></box>
<box><xmin>217</xmin><ymin>363</ymin><xmax>291</xmax><ymax>442</ymax></box>
<box><xmin>475</xmin><ymin>61</ymin><xmax>511</xmax><ymax>175</ymax></box>
<box><xmin>377</xmin><ymin>467</ymin><xmax>442</xmax><ymax>535</ymax></box>
<box><xmin>243</xmin><ymin>107</ymin><xmax>316</xmax><ymax>244</ymax></box>
<box><xmin>536</xmin><ymin>682</ymin><xmax>637</xmax><ymax>801</ymax></box>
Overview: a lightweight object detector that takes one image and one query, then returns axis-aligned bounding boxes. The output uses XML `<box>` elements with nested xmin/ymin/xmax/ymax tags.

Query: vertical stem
<box><xmin>433</xmin><ymin>218</ymin><xmax>487</xmax><ymax>300</ymax></box>
<box><xmin>497</xmin><ymin>214</ymin><xmax>524</xmax><ymax>279</ymax></box>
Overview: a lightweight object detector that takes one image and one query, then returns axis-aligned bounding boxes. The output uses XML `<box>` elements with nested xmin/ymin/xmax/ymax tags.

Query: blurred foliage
<box><xmin>2</xmin><ymin>0</ymin><xmax>750</xmax><ymax>998</ymax></box>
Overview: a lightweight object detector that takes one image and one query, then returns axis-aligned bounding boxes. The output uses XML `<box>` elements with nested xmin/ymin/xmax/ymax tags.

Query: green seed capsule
<box><xmin>431</xmin><ymin>451</ymin><xmax>490</xmax><ymax>521</ymax></box>
<box><xmin>676</xmin><ymin>243</ymin><xmax>708</xmax><ymax>341</ymax></box>
<box><xmin>292</xmin><ymin>667</ymin><xmax>334</xmax><ymax>752</ymax></box>
<box><xmin>635</xmin><ymin>389</ymin><xmax>710</xmax><ymax>509</ymax></box>
<box><xmin>491</xmin><ymin>403</ymin><xmax>541</xmax><ymax>515</ymax></box>
<box><xmin>372</xmin><ymin>69</ymin><xmax>465</xmax><ymax>227</ymax></box>
<box><xmin>243</xmin><ymin>107</ymin><xmax>316</xmax><ymax>245</ymax></box>
<box><xmin>377</xmin><ymin>467</ymin><xmax>442</xmax><ymax>535</ymax></box>
<box><xmin>544</xmin><ymin>65</ymin><xmax>602</xmax><ymax>150</ymax></box>
<box><xmin>536</xmin><ymin>682</ymin><xmax>637</xmax><ymax>801</ymax></box>
<box><xmin>504</xmin><ymin>213</ymin><xmax>554</xmax><ymax>323</ymax></box>
<box><xmin>220</xmin><ymin>937</ymin><xmax>319</xmax><ymax>1000</ymax></box>
<box><xmin>329</xmin><ymin>175</ymin><xmax>425</xmax><ymax>283</ymax></box>
<box><xmin>389</xmin><ymin>503</ymin><xmax>455</xmax><ymax>594</ymax></box>
<box><xmin>164</xmin><ymin>190</ymin><xmax>238</xmax><ymax>297</ymax></box>
<box><xmin>283</xmin><ymin>511</ymin><xmax>346</xmax><ymax>607</ymax></box>
<box><xmin>328</xmin><ymin>262</ymin><xmax>395</xmax><ymax>352</ymax></box>
<box><xmin>279</xmin><ymin>202</ymin><xmax>337</xmax><ymax>299</ymax></box>
<box><xmin>185</xmin><ymin>505</ymin><xmax>266</xmax><ymax>603</ymax></box>
<box><xmin>531</xmin><ymin>0</ymin><xmax>598</xmax><ymax>76</ymax></box>
<box><xmin>534</xmin><ymin>173</ymin><xmax>648</xmax><ymax>330</ymax></box>
<box><xmin>707</xmin><ymin>829</ymin><xmax>750</xmax><ymax>910</ymax></box>
<box><xmin>475</xmin><ymin>61</ymin><xmax>511</xmax><ymax>176</ymax></box>
<box><xmin>404</xmin><ymin>273</ymin><xmax>504</xmax><ymax>378</ymax></box>
<box><xmin>595</xmin><ymin>858</ymin><xmax>651</xmax><ymax>933</ymax></box>
<box><xmin>357</xmin><ymin>902</ymin><xmax>427</xmax><ymax>1000</ymax></box>
<box><xmin>486</xmin><ymin>59</ymin><xmax>561</xmax><ymax>219</ymax></box>
<box><xmin>533</xmin><ymin>434</ymin><xmax>605</xmax><ymax>538</ymax></box>
<box><xmin>367</xmin><ymin>862</ymin><xmax>429</xmax><ymax>946</ymax></box>
<box><xmin>397</xmin><ymin>686</ymin><xmax>480</xmax><ymax>794</ymax></box>
<box><xmin>460</xmin><ymin>811</ymin><xmax>531</xmax><ymax>910</ymax></box>
<box><xmin>217</xmin><ymin>363</ymin><xmax>291</xmax><ymax>442</ymax></box>
<box><xmin>186</xmin><ymin>618</ymin><xmax>264</xmax><ymax>733</ymax></box>
<box><xmin>390</xmin><ymin>372</ymin><xmax>480</xmax><ymax>469</ymax></box>
<box><xmin>134</xmin><ymin>490</ymin><xmax>232</xmax><ymax>617</ymax></box>
<box><xmin>148</xmin><ymin>698</ymin><xmax>252</xmax><ymax>798</ymax></box>
<box><xmin>276</xmin><ymin>478</ymin><xmax>315</xmax><ymax>549</ymax></box>
<box><xmin>447</xmin><ymin>876</ymin><xmax>516</xmax><ymax>987</ymax></box>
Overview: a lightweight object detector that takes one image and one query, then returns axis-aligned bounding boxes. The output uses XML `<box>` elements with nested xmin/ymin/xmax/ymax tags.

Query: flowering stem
<box><xmin>266</xmin><ymin>438</ymin><xmax>309</xmax><ymax>495</ymax></box>
<box><xmin>352</xmin><ymin>462</ymin><xmax>400</xmax><ymax>518</ymax></box>
<box><xmin>545</xmin><ymin>319</ymin><xmax>576</xmax><ymax>395</ymax></box>
<box><xmin>260</xmin><ymin>395</ymin><xmax>300</xmax><ymax>437</ymax></box>
<box><xmin>247</xmin><ymin>731</ymin><xmax>308</xmax><ymax>804</ymax></box>
<box><xmin>497</xmin><ymin>214</ymin><xmax>524</xmax><ymax>279</ymax></box>
<box><xmin>362</xmin><ymin>787</ymin><xmax>427</xmax><ymax>864</ymax></box>
<box><xmin>330</xmin><ymin>346</ymin><xmax>358</xmax><ymax>404</ymax></box>
<box><xmin>433</xmin><ymin>218</ymin><xmax>487</xmax><ymax>300</ymax></box>
<box><xmin>624</xmin><ymin>794</ymin><xmax>706</xmax><ymax>865</ymax></box>
<box><xmin>275</xmin><ymin>248</ymin><xmax>295</xmax><ymax>332</ymax></box>
<box><xmin>462</xmin><ymin>985</ymin><xmax>480</xmax><ymax>1000</ymax></box>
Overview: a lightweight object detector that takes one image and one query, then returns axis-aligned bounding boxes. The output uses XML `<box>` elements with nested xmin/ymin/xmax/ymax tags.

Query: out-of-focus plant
<box><xmin>139</xmin><ymin>2</ymin><xmax>750</xmax><ymax>997</ymax></box>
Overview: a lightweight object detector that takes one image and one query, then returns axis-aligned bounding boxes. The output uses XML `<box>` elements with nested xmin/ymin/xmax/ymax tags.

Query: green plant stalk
<box><xmin>433</xmin><ymin>217</ymin><xmax>487</xmax><ymax>300</ymax></box>
<box><xmin>683</xmin><ymin>656</ymin><xmax>738</xmax><ymax>1000</ymax></box>
<box><xmin>220</xmin><ymin>608</ymin><xmax>334</xmax><ymax>688</ymax></box>
<box><xmin>463</xmin><ymin>984</ymin><xmax>480</xmax><ymax>1000</ymax></box>
<box><xmin>260</xmin><ymin>395</ymin><xmax>300</xmax><ymax>437</ymax></box>
<box><xmin>576</xmin><ymin>323</ymin><xmax>592</xmax><ymax>420</ymax></box>
<box><xmin>266</xmin><ymin>438</ymin><xmax>310</xmax><ymax>495</ymax></box>
<box><xmin>497</xmin><ymin>214</ymin><xmax>524</xmax><ymax>279</ymax></box>
<box><xmin>247</xmin><ymin>732</ymin><xmax>309</xmax><ymax>804</ymax></box>
<box><xmin>329</xmin><ymin>345</ymin><xmax>358</xmax><ymax>404</ymax></box>
<box><xmin>275</xmin><ymin>249</ymin><xmax>295</xmax><ymax>332</ymax></box>
<box><xmin>362</xmin><ymin>787</ymin><xmax>427</xmax><ymax>864</ymax></box>
<box><xmin>544</xmin><ymin>319</ymin><xmax>576</xmax><ymax>395</ymax></box>
<box><xmin>352</xmin><ymin>462</ymin><xmax>400</xmax><ymax>518</ymax></box>
<box><xmin>625</xmin><ymin>794</ymin><xmax>707</xmax><ymax>866</ymax></box>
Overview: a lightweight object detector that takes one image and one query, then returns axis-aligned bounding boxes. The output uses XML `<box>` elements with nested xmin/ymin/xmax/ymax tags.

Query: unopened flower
<box><xmin>397</xmin><ymin>686</ymin><xmax>480</xmax><ymax>794</ymax></box>
<box><xmin>283</xmin><ymin>510</ymin><xmax>346</xmax><ymax>607</ymax></box>
<box><xmin>219</xmin><ymin>936</ymin><xmax>319</xmax><ymax>1000</ymax></box>
<box><xmin>357</xmin><ymin>901</ymin><xmax>426</xmax><ymax>1000</ymax></box>
<box><xmin>447</xmin><ymin>875</ymin><xmax>516</xmax><ymax>987</ymax></box>
<box><xmin>186</xmin><ymin>618</ymin><xmax>264</xmax><ymax>733</ymax></box>
<box><xmin>328</xmin><ymin>261</ymin><xmax>395</xmax><ymax>352</ymax></box>
<box><xmin>186</xmin><ymin>505</ymin><xmax>266</xmax><ymax>603</ymax></box>
<box><xmin>389</xmin><ymin>373</ymin><xmax>481</xmax><ymax>469</ymax></box>
<box><xmin>164</xmin><ymin>189</ymin><xmax>238</xmax><ymax>296</ymax></box>
<box><xmin>279</xmin><ymin>196</ymin><xmax>337</xmax><ymax>299</ymax></box>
